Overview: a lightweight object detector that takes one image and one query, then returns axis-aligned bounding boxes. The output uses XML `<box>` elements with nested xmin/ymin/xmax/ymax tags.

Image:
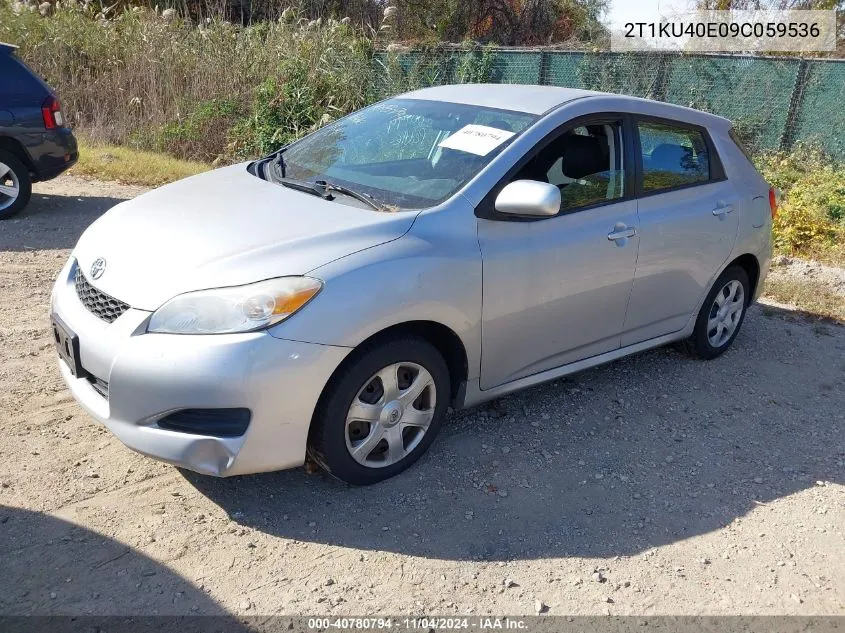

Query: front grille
<box><xmin>74</xmin><ymin>265</ymin><xmax>129</xmax><ymax>323</ymax></box>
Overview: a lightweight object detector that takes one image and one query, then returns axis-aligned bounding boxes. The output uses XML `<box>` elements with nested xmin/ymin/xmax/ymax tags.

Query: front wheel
<box><xmin>682</xmin><ymin>266</ymin><xmax>750</xmax><ymax>360</ymax></box>
<box><xmin>308</xmin><ymin>337</ymin><xmax>450</xmax><ymax>485</ymax></box>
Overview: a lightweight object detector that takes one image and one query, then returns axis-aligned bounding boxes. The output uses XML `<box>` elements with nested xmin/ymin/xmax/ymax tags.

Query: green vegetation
<box><xmin>0</xmin><ymin>0</ymin><xmax>610</xmax><ymax>163</ymax></box>
<box><xmin>1</xmin><ymin>2</ymin><xmax>375</xmax><ymax>162</ymax></box>
<box><xmin>757</xmin><ymin>145</ymin><xmax>845</xmax><ymax>265</ymax></box>
<box><xmin>2</xmin><ymin>1</ymin><xmax>844</xmax><ymax>272</ymax></box>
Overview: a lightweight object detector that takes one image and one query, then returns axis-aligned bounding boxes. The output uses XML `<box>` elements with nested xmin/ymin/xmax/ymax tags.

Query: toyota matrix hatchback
<box><xmin>51</xmin><ymin>85</ymin><xmax>774</xmax><ymax>484</ymax></box>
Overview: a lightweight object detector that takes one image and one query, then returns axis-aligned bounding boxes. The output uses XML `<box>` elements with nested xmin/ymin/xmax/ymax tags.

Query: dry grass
<box><xmin>1</xmin><ymin>4</ymin><xmax>376</xmax><ymax>162</ymax></box>
<box><xmin>762</xmin><ymin>277</ymin><xmax>845</xmax><ymax>323</ymax></box>
<box><xmin>801</xmin><ymin>244</ymin><xmax>845</xmax><ymax>269</ymax></box>
<box><xmin>70</xmin><ymin>139</ymin><xmax>210</xmax><ymax>186</ymax></box>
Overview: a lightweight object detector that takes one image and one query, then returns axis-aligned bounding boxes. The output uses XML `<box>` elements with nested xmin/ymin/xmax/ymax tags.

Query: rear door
<box><xmin>621</xmin><ymin>118</ymin><xmax>740</xmax><ymax>345</ymax></box>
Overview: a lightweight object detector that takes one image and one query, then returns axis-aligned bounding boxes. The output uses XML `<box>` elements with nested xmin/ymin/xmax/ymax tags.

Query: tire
<box><xmin>0</xmin><ymin>149</ymin><xmax>32</xmax><ymax>220</ymax></box>
<box><xmin>681</xmin><ymin>266</ymin><xmax>751</xmax><ymax>360</ymax></box>
<box><xmin>308</xmin><ymin>337</ymin><xmax>450</xmax><ymax>485</ymax></box>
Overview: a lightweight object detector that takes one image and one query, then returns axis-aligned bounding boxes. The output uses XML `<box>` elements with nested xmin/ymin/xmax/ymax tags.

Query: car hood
<box><xmin>72</xmin><ymin>164</ymin><xmax>416</xmax><ymax>310</ymax></box>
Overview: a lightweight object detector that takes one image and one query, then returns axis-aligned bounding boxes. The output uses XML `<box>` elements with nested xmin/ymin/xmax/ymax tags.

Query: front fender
<box><xmin>268</xmin><ymin>201</ymin><xmax>483</xmax><ymax>381</ymax></box>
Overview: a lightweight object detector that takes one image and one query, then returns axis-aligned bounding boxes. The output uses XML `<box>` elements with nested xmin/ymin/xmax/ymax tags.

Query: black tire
<box><xmin>0</xmin><ymin>149</ymin><xmax>32</xmax><ymax>220</ymax></box>
<box><xmin>308</xmin><ymin>337</ymin><xmax>450</xmax><ymax>485</ymax></box>
<box><xmin>681</xmin><ymin>266</ymin><xmax>751</xmax><ymax>360</ymax></box>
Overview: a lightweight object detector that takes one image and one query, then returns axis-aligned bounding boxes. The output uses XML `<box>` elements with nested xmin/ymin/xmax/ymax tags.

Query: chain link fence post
<box><xmin>780</xmin><ymin>58</ymin><xmax>810</xmax><ymax>152</ymax></box>
<box><xmin>653</xmin><ymin>53</ymin><xmax>671</xmax><ymax>102</ymax></box>
<box><xmin>539</xmin><ymin>50</ymin><xmax>551</xmax><ymax>85</ymax></box>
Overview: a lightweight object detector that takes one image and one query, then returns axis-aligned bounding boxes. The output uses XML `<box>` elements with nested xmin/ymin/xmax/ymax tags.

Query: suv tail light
<box><xmin>768</xmin><ymin>187</ymin><xmax>779</xmax><ymax>219</ymax></box>
<box><xmin>41</xmin><ymin>95</ymin><xmax>65</xmax><ymax>129</ymax></box>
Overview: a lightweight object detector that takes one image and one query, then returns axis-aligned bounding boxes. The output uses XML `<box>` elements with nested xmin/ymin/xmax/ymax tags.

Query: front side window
<box><xmin>513</xmin><ymin>120</ymin><xmax>626</xmax><ymax>213</ymax></box>
<box><xmin>638</xmin><ymin>121</ymin><xmax>711</xmax><ymax>193</ymax></box>
<box><xmin>277</xmin><ymin>99</ymin><xmax>537</xmax><ymax>210</ymax></box>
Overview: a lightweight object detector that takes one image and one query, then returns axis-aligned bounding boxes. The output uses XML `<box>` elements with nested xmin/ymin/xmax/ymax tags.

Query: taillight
<box><xmin>41</xmin><ymin>95</ymin><xmax>64</xmax><ymax>129</ymax></box>
<box><xmin>768</xmin><ymin>187</ymin><xmax>779</xmax><ymax>219</ymax></box>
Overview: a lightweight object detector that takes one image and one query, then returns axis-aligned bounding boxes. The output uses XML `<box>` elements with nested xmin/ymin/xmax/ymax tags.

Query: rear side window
<box><xmin>0</xmin><ymin>53</ymin><xmax>45</xmax><ymax>97</ymax></box>
<box><xmin>637</xmin><ymin>121</ymin><xmax>711</xmax><ymax>194</ymax></box>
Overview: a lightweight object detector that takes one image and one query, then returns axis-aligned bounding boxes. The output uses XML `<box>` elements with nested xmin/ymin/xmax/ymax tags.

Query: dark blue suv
<box><xmin>1</xmin><ymin>42</ymin><xmax>78</xmax><ymax>218</ymax></box>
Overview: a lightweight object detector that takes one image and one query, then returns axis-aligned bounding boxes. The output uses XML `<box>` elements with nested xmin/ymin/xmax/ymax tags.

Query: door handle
<box><xmin>712</xmin><ymin>203</ymin><xmax>734</xmax><ymax>217</ymax></box>
<box><xmin>607</xmin><ymin>226</ymin><xmax>637</xmax><ymax>241</ymax></box>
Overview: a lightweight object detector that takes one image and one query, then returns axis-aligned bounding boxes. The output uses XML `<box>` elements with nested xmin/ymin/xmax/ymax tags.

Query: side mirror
<box><xmin>494</xmin><ymin>180</ymin><xmax>561</xmax><ymax>218</ymax></box>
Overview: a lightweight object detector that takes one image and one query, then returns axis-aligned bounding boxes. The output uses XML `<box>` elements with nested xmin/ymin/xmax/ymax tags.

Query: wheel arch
<box><xmin>0</xmin><ymin>136</ymin><xmax>36</xmax><ymax>173</ymax></box>
<box><xmin>309</xmin><ymin>319</ymin><xmax>469</xmax><ymax>436</ymax></box>
<box><xmin>727</xmin><ymin>253</ymin><xmax>760</xmax><ymax>303</ymax></box>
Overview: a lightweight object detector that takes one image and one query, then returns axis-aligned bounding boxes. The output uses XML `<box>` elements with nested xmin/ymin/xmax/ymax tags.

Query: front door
<box><xmin>477</xmin><ymin>117</ymin><xmax>640</xmax><ymax>390</ymax></box>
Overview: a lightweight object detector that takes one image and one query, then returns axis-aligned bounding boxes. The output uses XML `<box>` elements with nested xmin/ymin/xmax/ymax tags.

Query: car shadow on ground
<box><xmin>0</xmin><ymin>191</ymin><xmax>125</xmax><ymax>251</ymax></box>
<box><xmin>185</xmin><ymin>305</ymin><xmax>845</xmax><ymax>562</ymax></box>
<box><xmin>0</xmin><ymin>505</ymin><xmax>247</xmax><ymax>622</ymax></box>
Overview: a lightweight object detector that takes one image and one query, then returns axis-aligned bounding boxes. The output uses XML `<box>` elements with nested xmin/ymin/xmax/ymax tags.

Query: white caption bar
<box><xmin>611</xmin><ymin>10</ymin><xmax>837</xmax><ymax>53</ymax></box>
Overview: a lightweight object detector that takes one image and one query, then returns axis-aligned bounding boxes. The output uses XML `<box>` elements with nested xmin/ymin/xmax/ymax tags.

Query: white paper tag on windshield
<box><xmin>438</xmin><ymin>124</ymin><xmax>515</xmax><ymax>156</ymax></box>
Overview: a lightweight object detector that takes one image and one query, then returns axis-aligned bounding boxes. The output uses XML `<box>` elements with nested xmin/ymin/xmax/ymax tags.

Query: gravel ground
<box><xmin>769</xmin><ymin>255</ymin><xmax>845</xmax><ymax>297</ymax></box>
<box><xmin>0</xmin><ymin>175</ymin><xmax>843</xmax><ymax>617</ymax></box>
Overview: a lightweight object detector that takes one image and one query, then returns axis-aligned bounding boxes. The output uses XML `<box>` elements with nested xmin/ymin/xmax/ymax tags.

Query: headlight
<box><xmin>147</xmin><ymin>277</ymin><xmax>322</xmax><ymax>334</ymax></box>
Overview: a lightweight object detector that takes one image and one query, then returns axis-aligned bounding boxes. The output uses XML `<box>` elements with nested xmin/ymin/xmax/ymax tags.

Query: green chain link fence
<box><xmin>373</xmin><ymin>49</ymin><xmax>845</xmax><ymax>158</ymax></box>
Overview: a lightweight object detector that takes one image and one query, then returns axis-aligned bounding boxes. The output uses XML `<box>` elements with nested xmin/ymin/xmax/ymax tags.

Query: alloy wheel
<box><xmin>0</xmin><ymin>161</ymin><xmax>20</xmax><ymax>212</ymax></box>
<box><xmin>344</xmin><ymin>362</ymin><xmax>436</xmax><ymax>468</ymax></box>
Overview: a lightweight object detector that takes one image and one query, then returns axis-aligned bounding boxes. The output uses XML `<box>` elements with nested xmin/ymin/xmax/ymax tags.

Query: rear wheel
<box><xmin>0</xmin><ymin>150</ymin><xmax>32</xmax><ymax>219</ymax></box>
<box><xmin>308</xmin><ymin>337</ymin><xmax>449</xmax><ymax>485</ymax></box>
<box><xmin>682</xmin><ymin>266</ymin><xmax>750</xmax><ymax>360</ymax></box>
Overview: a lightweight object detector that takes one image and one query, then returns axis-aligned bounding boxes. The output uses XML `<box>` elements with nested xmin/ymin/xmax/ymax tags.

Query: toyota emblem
<box><xmin>90</xmin><ymin>257</ymin><xmax>107</xmax><ymax>280</ymax></box>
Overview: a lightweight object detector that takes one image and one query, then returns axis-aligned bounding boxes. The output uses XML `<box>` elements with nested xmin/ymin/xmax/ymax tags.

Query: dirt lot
<box><xmin>1</xmin><ymin>176</ymin><xmax>843</xmax><ymax>617</ymax></box>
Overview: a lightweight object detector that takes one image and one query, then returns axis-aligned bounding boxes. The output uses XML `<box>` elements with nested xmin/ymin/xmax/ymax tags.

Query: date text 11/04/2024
<box><xmin>306</xmin><ymin>617</ymin><xmax>528</xmax><ymax>630</ymax></box>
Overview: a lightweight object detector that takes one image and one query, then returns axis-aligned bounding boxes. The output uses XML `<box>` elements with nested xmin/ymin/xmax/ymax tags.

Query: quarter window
<box><xmin>729</xmin><ymin>128</ymin><xmax>755</xmax><ymax>164</ymax></box>
<box><xmin>0</xmin><ymin>55</ymin><xmax>40</xmax><ymax>97</ymax></box>
<box><xmin>513</xmin><ymin>121</ymin><xmax>626</xmax><ymax>213</ymax></box>
<box><xmin>637</xmin><ymin>121</ymin><xmax>710</xmax><ymax>193</ymax></box>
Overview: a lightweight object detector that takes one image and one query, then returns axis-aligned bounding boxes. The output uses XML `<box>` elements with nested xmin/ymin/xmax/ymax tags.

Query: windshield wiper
<box><xmin>316</xmin><ymin>180</ymin><xmax>385</xmax><ymax>211</ymax></box>
<box><xmin>278</xmin><ymin>177</ymin><xmax>384</xmax><ymax>211</ymax></box>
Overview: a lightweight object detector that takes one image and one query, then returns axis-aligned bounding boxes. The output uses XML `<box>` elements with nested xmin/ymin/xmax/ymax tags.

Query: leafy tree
<box><xmin>187</xmin><ymin>0</ymin><xmax>610</xmax><ymax>45</ymax></box>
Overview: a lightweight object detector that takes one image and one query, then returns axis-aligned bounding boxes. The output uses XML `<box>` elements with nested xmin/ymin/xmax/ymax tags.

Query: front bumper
<box><xmin>51</xmin><ymin>259</ymin><xmax>350</xmax><ymax>476</ymax></box>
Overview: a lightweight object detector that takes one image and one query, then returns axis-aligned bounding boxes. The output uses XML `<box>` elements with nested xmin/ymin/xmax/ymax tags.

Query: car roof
<box><xmin>401</xmin><ymin>83</ymin><xmax>731</xmax><ymax>129</ymax></box>
<box><xmin>402</xmin><ymin>84</ymin><xmax>603</xmax><ymax>115</ymax></box>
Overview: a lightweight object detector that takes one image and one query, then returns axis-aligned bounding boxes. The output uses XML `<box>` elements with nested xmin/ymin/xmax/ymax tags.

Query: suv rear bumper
<box><xmin>31</xmin><ymin>127</ymin><xmax>78</xmax><ymax>181</ymax></box>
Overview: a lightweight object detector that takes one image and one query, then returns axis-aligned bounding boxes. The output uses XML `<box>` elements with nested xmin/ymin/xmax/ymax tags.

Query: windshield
<box><xmin>274</xmin><ymin>98</ymin><xmax>538</xmax><ymax>210</ymax></box>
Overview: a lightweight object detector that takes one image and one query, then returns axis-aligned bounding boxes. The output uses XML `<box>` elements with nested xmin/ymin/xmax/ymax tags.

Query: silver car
<box><xmin>51</xmin><ymin>85</ymin><xmax>774</xmax><ymax>484</ymax></box>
